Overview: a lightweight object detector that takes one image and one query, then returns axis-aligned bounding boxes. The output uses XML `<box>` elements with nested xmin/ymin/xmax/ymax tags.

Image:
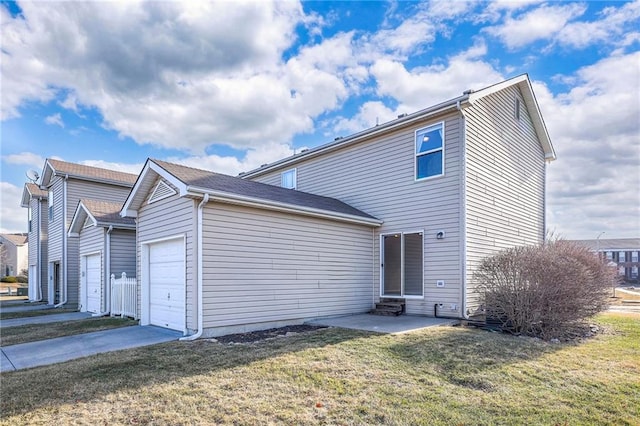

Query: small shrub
<box><xmin>475</xmin><ymin>240</ymin><xmax>616</xmax><ymax>339</ymax></box>
<box><xmin>1</xmin><ymin>276</ymin><xmax>18</xmax><ymax>283</ymax></box>
<box><xmin>16</xmin><ymin>275</ymin><xmax>28</xmax><ymax>283</ymax></box>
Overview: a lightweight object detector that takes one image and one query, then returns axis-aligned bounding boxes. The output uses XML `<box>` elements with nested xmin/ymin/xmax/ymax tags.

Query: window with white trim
<box><xmin>28</xmin><ymin>205</ymin><xmax>32</xmax><ymax>232</ymax></box>
<box><xmin>48</xmin><ymin>190</ymin><xmax>54</xmax><ymax>221</ymax></box>
<box><xmin>281</xmin><ymin>169</ymin><xmax>296</xmax><ymax>189</ymax></box>
<box><xmin>415</xmin><ymin>123</ymin><xmax>444</xmax><ymax>180</ymax></box>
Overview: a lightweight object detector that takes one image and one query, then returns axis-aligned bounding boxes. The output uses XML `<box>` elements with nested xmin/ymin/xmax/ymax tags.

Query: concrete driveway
<box><xmin>1</xmin><ymin>326</ymin><xmax>182</xmax><ymax>372</ymax></box>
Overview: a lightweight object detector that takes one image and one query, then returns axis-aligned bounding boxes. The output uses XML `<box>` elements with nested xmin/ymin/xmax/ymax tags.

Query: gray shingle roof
<box><xmin>80</xmin><ymin>199</ymin><xmax>136</xmax><ymax>227</ymax></box>
<box><xmin>152</xmin><ymin>159</ymin><xmax>379</xmax><ymax>222</ymax></box>
<box><xmin>0</xmin><ymin>234</ymin><xmax>28</xmax><ymax>245</ymax></box>
<box><xmin>48</xmin><ymin>159</ymin><xmax>138</xmax><ymax>186</ymax></box>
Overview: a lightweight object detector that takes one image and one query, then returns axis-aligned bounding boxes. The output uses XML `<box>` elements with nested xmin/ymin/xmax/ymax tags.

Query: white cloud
<box><xmin>540</xmin><ymin>52</ymin><xmax>640</xmax><ymax>238</ymax></box>
<box><xmin>2</xmin><ymin>152</ymin><xmax>46</xmax><ymax>170</ymax></box>
<box><xmin>0</xmin><ymin>182</ymin><xmax>26</xmax><ymax>233</ymax></box>
<box><xmin>485</xmin><ymin>3</ymin><xmax>587</xmax><ymax>49</ymax></box>
<box><xmin>332</xmin><ymin>101</ymin><xmax>398</xmax><ymax>134</ymax></box>
<box><xmin>556</xmin><ymin>0</ymin><xmax>640</xmax><ymax>49</ymax></box>
<box><xmin>44</xmin><ymin>113</ymin><xmax>64</xmax><ymax>128</ymax></box>
<box><xmin>370</xmin><ymin>43</ymin><xmax>503</xmax><ymax>112</ymax></box>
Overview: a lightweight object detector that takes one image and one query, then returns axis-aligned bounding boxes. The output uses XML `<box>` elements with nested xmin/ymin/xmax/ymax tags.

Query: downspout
<box><xmin>456</xmin><ymin>100</ymin><xmax>469</xmax><ymax>320</ymax></box>
<box><xmin>55</xmin><ymin>174</ymin><xmax>69</xmax><ymax>308</ymax></box>
<box><xmin>92</xmin><ymin>225</ymin><xmax>113</xmax><ymax>317</ymax></box>
<box><xmin>180</xmin><ymin>193</ymin><xmax>209</xmax><ymax>341</ymax></box>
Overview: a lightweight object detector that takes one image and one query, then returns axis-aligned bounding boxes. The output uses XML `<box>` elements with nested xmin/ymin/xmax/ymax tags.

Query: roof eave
<box><xmin>186</xmin><ymin>186</ymin><xmax>383</xmax><ymax>227</ymax></box>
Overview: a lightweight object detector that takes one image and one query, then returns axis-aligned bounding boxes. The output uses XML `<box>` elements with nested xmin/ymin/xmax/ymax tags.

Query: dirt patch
<box><xmin>207</xmin><ymin>324</ymin><xmax>328</xmax><ymax>344</ymax></box>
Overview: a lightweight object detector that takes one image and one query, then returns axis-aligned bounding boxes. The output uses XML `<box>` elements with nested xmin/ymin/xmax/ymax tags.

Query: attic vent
<box><xmin>83</xmin><ymin>216</ymin><xmax>93</xmax><ymax>229</ymax></box>
<box><xmin>148</xmin><ymin>180</ymin><xmax>176</xmax><ymax>204</ymax></box>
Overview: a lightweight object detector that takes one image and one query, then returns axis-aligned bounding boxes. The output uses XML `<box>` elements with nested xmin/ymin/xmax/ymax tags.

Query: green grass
<box><xmin>0</xmin><ymin>308</ymin><xmax>77</xmax><ymax>320</ymax></box>
<box><xmin>0</xmin><ymin>312</ymin><xmax>638</xmax><ymax>425</ymax></box>
<box><xmin>0</xmin><ymin>317</ymin><xmax>138</xmax><ymax>346</ymax></box>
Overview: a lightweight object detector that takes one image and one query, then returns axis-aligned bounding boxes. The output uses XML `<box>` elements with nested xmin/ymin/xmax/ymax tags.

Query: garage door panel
<box><xmin>148</xmin><ymin>238</ymin><xmax>185</xmax><ymax>332</ymax></box>
<box><xmin>86</xmin><ymin>254</ymin><xmax>101</xmax><ymax>313</ymax></box>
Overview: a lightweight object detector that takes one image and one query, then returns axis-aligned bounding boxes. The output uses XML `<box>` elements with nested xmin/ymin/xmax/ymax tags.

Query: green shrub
<box><xmin>1</xmin><ymin>276</ymin><xmax>18</xmax><ymax>283</ymax></box>
<box><xmin>474</xmin><ymin>240</ymin><xmax>616</xmax><ymax>339</ymax></box>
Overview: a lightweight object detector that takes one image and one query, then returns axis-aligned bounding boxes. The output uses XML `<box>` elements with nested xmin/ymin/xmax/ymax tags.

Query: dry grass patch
<box><xmin>0</xmin><ymin>317</ymin><xmax>138</xmax><ymax>346</ymax></box>
<box><xmin>1</xmin><ymin>313</ymin><xmax>638</xmax><ymax>425</ymax></box>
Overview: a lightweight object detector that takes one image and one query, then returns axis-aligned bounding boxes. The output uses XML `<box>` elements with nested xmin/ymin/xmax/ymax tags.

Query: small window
<box><xmin>619</xmin><ymin>251</ymin><xmax>626</xmax><ymax>263</ymax></box>
<box><xmin>415</xmin><ymin>123</ymin><xmax>444</xmax><ymax>180</ymax></box>
<box><xmin>632</xmin><ymin>252</ymin><xmax>638</xmax><ymax>263</ymax></box>
<box><xmin>281</xmin><ymin>169</ymin><xmax>296</xmax><ymax>189</ymax></box>
<box><xmin>515</xmin><ymin>98</ymin><xmax>521</xmax><ymax>120</ymax></box>
<box><xmin>48</xmin><ymin>190</ymin><xmax>54</xmax><ymax>221</ymax></box>
<box><xmin>28</xmin><ymin>206</ymin><xmax>32</xmax><ymax>232</ymax></box>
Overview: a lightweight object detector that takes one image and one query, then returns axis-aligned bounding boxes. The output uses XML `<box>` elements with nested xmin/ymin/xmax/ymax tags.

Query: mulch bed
<box><xmin>208</xmin><ymin>324</ymin><xmax>328</xmax><ymax>344</ymax></box>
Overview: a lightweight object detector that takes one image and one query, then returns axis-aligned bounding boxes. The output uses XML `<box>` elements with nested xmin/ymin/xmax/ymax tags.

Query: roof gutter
<box><xmin>185</xmin><ymin>186</ymin><xmax>383</xmax><ymax>227</ymax></box>
<box><xmin>242</xmin><ymin>97</ymin><xmax>467</xmax><ymax>179</ymax></box>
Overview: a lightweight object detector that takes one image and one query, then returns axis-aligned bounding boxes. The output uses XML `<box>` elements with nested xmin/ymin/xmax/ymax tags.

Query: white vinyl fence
<box><xmin>111</xmin><ymin>272</ymin><xmax>137</xmax><ymax>319</ymax></box>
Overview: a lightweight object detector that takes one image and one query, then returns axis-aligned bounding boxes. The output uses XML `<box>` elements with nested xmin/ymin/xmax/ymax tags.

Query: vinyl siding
<box><xmin>250</xmin><ymin>111</ymin><xmax>464</xmax><ymax>316</ymax></box>
<box><xmin>28</xmin><ymin>198</ymin><xmax>48</xmax><ymax>301</ymax></box>
<box><xmin>200</xmin><ymin>203</ymin><xmax>374</xmax><ymax>335</ymax></box>
<box><xmin>110</xmin><ymin>230</ymin><xmax>136</xmax><ymax>278</ymax></box>
<box><xmin>78</xmin><ymin>226</ymin><xmax>104</xmax><ymax>312</ymax></box>
<box><xmin>46</xmin><ymin>177</ymin><xmax>132</xmax><ymax>307</ymax></box>
<box><xmin>137</xmin><ymin>178</ymin><xmax>196</xmax><ymax>330</ymax></box>
<box><xmin>463</xmin><ymin>86</ymin><xmax>546</xmax><ymax>314</ymax></box>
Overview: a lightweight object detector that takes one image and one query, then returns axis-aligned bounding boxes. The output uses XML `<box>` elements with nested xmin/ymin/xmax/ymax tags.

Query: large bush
<box><xmin>1</xmin><ymin>276</ymin><xmax>18</xmax><ymax>283</ymax></box>
<box><xmin>475</xmin><ymin>240</ymin><xmax>616</xmax><ymax>339</ymax></box>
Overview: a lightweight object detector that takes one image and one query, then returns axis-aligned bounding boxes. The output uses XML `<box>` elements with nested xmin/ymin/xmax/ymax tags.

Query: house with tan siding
<box><xmin>242</xmin><ymin>74</ymin><xmax>555</xmax><ymax>320</ymax></box>
<box><xmin>120</xmin><ymin>74</ymin><xmax>555</xmax><ymax>338</ymax></box>
<box><xmin>37</xmin><ymin>159</ymin><xmax>138</xmax><ymax>308</ymax></box>
<box><xmin>68</xmin><ymin>200</ymin><xmax>136</xmax><ymax>314</ymax></box>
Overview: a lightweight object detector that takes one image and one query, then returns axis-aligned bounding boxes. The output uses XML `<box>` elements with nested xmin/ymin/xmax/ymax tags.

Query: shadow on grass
<box><xmin>0</xmin><ymin>327</ymin><xmax>377</xmax><ymax>416</ymax></box>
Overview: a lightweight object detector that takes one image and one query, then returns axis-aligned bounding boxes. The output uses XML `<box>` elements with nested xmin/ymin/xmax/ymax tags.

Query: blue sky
<box><xmin>1</xmin><ymin>0</ymin><xmax>639</xmax><ymax>239</ymax></box>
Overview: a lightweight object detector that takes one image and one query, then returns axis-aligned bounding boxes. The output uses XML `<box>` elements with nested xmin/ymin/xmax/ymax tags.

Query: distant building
<box><xmin>0</xmin><ymin>233</ymin><xmax>28</xmax><ymax>277</ymax></box>
<box><xmin>569</xmin><ymin>238</ymin><xmax>640</xmax><ymax>283</ymax></box>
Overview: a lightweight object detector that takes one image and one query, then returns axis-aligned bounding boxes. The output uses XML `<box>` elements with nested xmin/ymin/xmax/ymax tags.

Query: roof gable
<box><xmin>69</xmin><ymin>199</ymin><xmax>136</xmax><ymax>236</ymax></box>
<box><xmin>122</xmin><ymin>159</ymin><xmax>381</xmax><ymax>226</ymax></box>
<box><xmin>0</xmin><ymin>233</ymin><xmax>28</xmax><ymax>246</ymax></box>
<box><xmin>40</xmin><ymin>158</ymin><xmax>138</xmax><ymax>188</ymax></box>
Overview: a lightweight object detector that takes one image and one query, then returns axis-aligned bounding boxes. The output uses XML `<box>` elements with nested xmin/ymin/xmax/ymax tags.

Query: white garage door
<box><xmin>148</xmin><ymin>238</ymin><xmax>185</xmax><ymax>331</ymax></box>
<box><xmin>85</xmin><ymin>254</ymin><xmax>101</xmax><ymax>313</ymax></box>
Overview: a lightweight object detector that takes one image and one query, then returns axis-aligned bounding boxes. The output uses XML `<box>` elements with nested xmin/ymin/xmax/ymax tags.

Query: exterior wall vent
<box><xmin>148</xmin><ymin>180</ymin><xmax>176</xmax><ymax>204</ymax></box>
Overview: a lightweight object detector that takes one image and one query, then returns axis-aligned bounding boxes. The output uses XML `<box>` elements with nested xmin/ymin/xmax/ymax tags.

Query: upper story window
<box><xmin>48</xmin><ymin>190</ymin><xmax>54</xmax><ymax>221</ymax></box>
<box><xmin>514</xmin><ymin>98</ymin><xmax>521</xmax><ymax>121</ymax></box>
<box><xmin>28</xmin><ymin>206</ymin><xmax>32</xmax><ymax>232</ymax></box>
<box><xmin>618</xmin><ymin>251</ymin><xmax>626</xmax><ymax>263</ymax></box>
<box><xmin>415</xmin><ymin>123</ymin><xmax>444</xmax><ymax>180</ymax></box>
<box><xmin>632</xmin><ymin>251</ymin><xmax>638</xmax><ymax>263</ymax></box>
<box><xmin>281</xmin><ymin>169</ymin><xmax>297</xmax><ymax>189</ymax></box>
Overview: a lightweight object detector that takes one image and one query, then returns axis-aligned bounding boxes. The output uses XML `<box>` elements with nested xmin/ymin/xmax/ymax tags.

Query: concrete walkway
<box><xmin>1</xmin><ymin>326</ymin><xmax>182</xmax><ymax>372</ymax></box>
<box><xmin>1</xmin><ymin>312</ymin><xmax>93</xmax><ymax>328</ymax></box>
<box><xmin>307</xmin><ymin>313</ymin><xmax>458</xmax><ymax>334</ymax></box>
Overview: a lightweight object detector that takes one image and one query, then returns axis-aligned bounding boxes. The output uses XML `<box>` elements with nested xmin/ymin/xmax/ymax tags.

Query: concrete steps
<box><xmin>370</xmin><ymin>298</ymin><xmax>405</xmax><ymax>316</ymax></box>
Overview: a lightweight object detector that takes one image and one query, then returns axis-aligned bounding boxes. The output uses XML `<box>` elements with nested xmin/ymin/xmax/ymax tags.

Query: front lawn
<box><xmin>0</xmin><ymin>308</ymin><xmax>76</xmax><ymax>320</ymax></box>
<box><xmin>0</xmin><ymin>317</ymin><xmax>138</xmax><ymax>346</ymax></box>
<box><xmin>0</xmin><ymin>312</ymin><xmax>638</xmax><ymax>425</ymax></box>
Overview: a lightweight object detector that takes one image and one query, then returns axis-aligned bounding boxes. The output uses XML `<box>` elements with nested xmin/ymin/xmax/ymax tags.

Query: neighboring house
<box><xmin>38</xmin><ymin>159</ymin><xmax>138</xmax><ymax>307</ymax></box>
<box><xmin>0</xmin><ymin>233</ymin><xmax>28</xmax><ymax>278</ymax></box>
<box><xmin>242</xmin><ymin>74</ymin><xmax>556</xmax><ymax>319</ymax></box>
<box><xmin>120</xmin><ymin>74</ymin><xmax>554</xmax><ymax>338</ymax></box>
<box><xmin>20</xmin><ymin>183</ymin><xmax>48</xmax><ymax>301</ymax></box>
<box><xmin>121</xmin><ymin>159</ymin><xmax>381</xmax><ymax>336</ymax></box>
<box><xmin>68</xmin><ymin>200</ymin><xmax>136</xmax><ymax>314</ymax></box>
<box><xmin>570</xmin><ymin>238</ymin><xmax>640</xmax><ymax>282</ymax></box>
